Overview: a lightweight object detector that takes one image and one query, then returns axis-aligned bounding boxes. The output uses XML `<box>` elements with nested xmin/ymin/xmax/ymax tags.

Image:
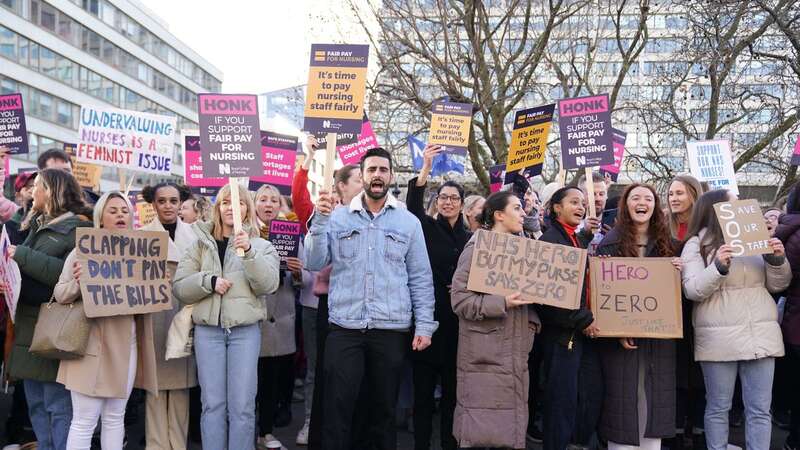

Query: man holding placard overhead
<box><xmin>305</xmin><ymin>147</ymin><xmax>437</xmax><ymax>450</ymax></box>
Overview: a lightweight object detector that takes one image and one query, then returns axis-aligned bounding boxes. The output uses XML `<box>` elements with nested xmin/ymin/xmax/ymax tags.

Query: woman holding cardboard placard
<box><xmin>536</xmin><ymin>186</ymin><xmax>601</xmax><ymax>450</ymax></box>
<box><xmin>173</xmin><ymin>183</ymin><xmax>279</xmax><ymax>450</ymax></box>
<box><xmin>55</xmin><ymin>191</ymin><xmax>159</xmax><ymax>449</ymax></box>
<box><xmin>595</xmin><ymin>183</ymin><xmax>682</xmax><ymax>450</ymax></box>
<box><xmin>140</xmin><ymin>182</ymin><xmax>198</xmax><ymax>450</ymax></box>
<box><xmin>681</xmin><ymin>189</ymin><xmax>789</xmax><ymax>450</ymax></box>
<box><xmin>450</xmin><ymin>190</ymin><xmax>540</xmax><ymax>450</ymax></box>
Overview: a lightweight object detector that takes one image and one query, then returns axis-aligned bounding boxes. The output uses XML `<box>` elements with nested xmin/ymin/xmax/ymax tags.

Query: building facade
<box><xmin>0</xmin><ymin>0</ymin><xmax>222</xmax><ymax>188</ymax></box>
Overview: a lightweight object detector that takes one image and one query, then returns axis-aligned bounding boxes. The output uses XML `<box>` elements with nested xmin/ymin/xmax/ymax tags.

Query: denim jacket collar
<box><xmin>348</xmin><ymin>192</ymin><xmax>399</xmax><ymax>214</ymax></box>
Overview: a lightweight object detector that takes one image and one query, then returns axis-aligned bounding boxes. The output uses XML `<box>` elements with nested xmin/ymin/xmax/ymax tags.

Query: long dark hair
<box><xmin>616</xmin><ymin>183</ymin><xmax>674</xmax><ymax>257</ymax></box>
<box><xmin>477</xmin><ymin>191</ymin><xmax>515</xmax><ymax>229</ymax></box>
<box><xmin>547</xmin><ymin>186</ymin><xmax>584</xmax><ymax>222</ymax></box>
<box><xmin>686</xmin><ymin>189</ymin><xmax>730</xmax><ymax>262</ymax></box>
<box><xmin>23</xmin><ymin>169</ymin><xmax>90</xmax><ymax>230</ymax></box>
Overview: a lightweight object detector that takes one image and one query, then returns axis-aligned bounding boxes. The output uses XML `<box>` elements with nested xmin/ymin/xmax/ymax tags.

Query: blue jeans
<box><xmin>195</xmin><ymin>323</ymin><xmax>261</xmax><ymax>450</ymax></box>
<box><xmin>23</xmin><ymin>379</ymin><xmax>72</xmax><ymax>450</ymax></box>
<box><xmin>701</xmin><ymin>358</ymin><xmax>775</xmax><ymax>450</ymax></box>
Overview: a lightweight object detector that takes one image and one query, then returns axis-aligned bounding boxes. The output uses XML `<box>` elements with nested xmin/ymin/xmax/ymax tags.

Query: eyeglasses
<box><xmin>437</xmin><ymin>194</ymin><xmax>462</xmax><ymax>203</ymax></box>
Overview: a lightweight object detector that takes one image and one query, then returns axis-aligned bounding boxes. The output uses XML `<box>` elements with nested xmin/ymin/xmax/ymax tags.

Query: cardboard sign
<box><xmin>182</xmin><ymin>132</ymin><xmax>226</xmax><ymax>196</ymax></box>
<box><xmin>507</xmin><ymin>104</ymin><xmax>555</xmax><ymax>172</ymax></box>
<box><xmin>0</xmin><ymin>93</ymin><xmax>28</xmax><ymax>154</ymax></box>
<box><xmin>303</xmin><ymin>43</ymin><xmax>369</xmax><ymax>135</ymax></box>
<box><xmin>64</xmin><ymin>143</ymin><xmax>102</xmax><ymax>189</ymax></box>
<box><xmin>269</xmin><ymin>220</ymin><xmax>301</xmax><ymax>269</ymax></box>
<box><xmin>791</xmin><ymin>136</ymin><xmax>800</xmax><ymax>166</ymax></box>
<box><xmin>600</xmin><ymin>128</ymin><xmax>627</xmax><ymax>182</ymax></box>
<box><xmin>0</xmin><ymin>226</ymin><xmax>20</xmax><ymax>322</ymax></box>
<box><xmin>428</xmin><ymin>101</ymin><xmax>473</xmax><ymax>155</ymax></box>
<box><xmin>714</xmin><ymin>199</ymin><xmax>772</xmax><ymax>256</ymax></box>
<box><xmin>467</xmin><ymin>229</ymin><xmax>586</xmax><ymax>309</ymax></box>
<box><xmin>337</xmin><ymin>115</ymin><xmax>377</xmax><ymax>165</ymax></box>
<box><xmin>75</xmin><ymin>228</ymin><xmax>171</xmax><ymax>318</ymax></box>
<box><xmin>127</xmin><ymin>191</ymin><xmax>155</xmax><ymax>228</ymax></box>
<box><xmin>248</xmin><ymin>131</ymin><xmax>298</xmax><ymax>195</ymax></box>
<box><xmin>76</xmin><ymin>105</ymin><xmax>175</xmax><ymax>174</ymax></box>
<box><xmin>198</xmin><ymin>94</ymin><xmax>262</xmax><ymax>178</ymax></box>
<box><xmin>590</xmin><ymin>257</ymin><xmax>683</xmax><ymax>338</ymax></box>
<box><xmin>687</xmin><ymin>139</ymin><xmax>738</xmax><ymax>194</ymax></box>
<box><xmin>558</xmin><ymin>94</ymin><xmax>614</xmax><ymax>169</ymax></box>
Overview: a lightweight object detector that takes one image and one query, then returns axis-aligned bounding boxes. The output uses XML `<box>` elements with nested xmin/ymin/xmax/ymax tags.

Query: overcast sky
<box><xmin>139</xmin><ymin>0</ymin><xmax>311</xmax><ymax>94</ymax></box>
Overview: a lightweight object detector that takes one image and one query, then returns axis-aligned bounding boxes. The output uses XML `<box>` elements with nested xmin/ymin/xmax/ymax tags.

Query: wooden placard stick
<box><xmin>323</xmin><ymin>132</ymin><xmax>337</xmax><ymax>191</ymax></box>
<box><xmin>229</xmin><ymin>177</ymin><xmax>245</xmax><ymax>257</ymax></box>
<box><xmin>584</xmin><ymin>167</ymin><xmax>596</xmax><ymax>219</ymax></box>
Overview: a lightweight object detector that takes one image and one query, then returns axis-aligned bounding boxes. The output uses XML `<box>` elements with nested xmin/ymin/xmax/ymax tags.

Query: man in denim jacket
<box><xmin>305</xmin><ymin>147</ymin><xmax>437</xmax><ymax>450</ymax></box>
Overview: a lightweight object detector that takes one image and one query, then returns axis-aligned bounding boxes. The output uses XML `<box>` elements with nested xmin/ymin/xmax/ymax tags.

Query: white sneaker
<box><xmin>257</xmin><ymin>434</ymin><xmax>283</xmax><ymax>450</ymax></box>
<box><xmin>296</xmin><ymin>421</ymin><xmax>310</xmax><ymax>445</ymax></box>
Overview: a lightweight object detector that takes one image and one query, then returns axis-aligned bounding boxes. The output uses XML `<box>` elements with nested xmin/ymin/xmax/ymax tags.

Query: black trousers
<box><xmin>257</xmin><ymin>354</ymin><xmax>295</xmax><ymax>435</ymax></box>
<box><xmin>412</xmin><ymin>353</ymin><xmax>457</xmax><ymax>450</ymax></box>
<box><xmin>322</xmin><ymin>326</ymin><xmax>408</xmax><ymax>450</ymax></box>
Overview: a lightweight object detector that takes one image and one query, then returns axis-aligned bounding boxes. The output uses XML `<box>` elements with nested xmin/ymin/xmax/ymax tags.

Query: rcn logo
<box><xmin>323</xmin><ymin>120</ymin><xmax>331</xmax><ymax>128</ymax></box>
<box><xmin>575</xmin><ymin>156</ymin><xmax>586</xmax><ymax>166</ymax></box>
<box><xmin>219</xmin><ymin>163</ymin><xmax>231</xmax><ymax>175</ymax></box>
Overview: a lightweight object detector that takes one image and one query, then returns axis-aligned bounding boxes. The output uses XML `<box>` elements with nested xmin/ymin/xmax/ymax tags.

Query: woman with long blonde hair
<box><xmin>173</xmin><ymin>182</ymin><xmax>280</xmax><ymax>449</ymax></box>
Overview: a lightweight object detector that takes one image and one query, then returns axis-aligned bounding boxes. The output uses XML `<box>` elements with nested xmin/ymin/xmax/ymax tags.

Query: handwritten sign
<box><xmin>558</xmin><ymin>94</ymin><xmax>614</xmax><ymax>169</ymax></box>
<box><xmin>467</xmin><ymin>229</ymin><xmax>586</xmax><ymax>309</ymax></box>
<box><xmin>428</xmin><ymin>101</ymin><xmax>473</xmax><ymax>155</ymax></box>
<box><xmin>590</xmin><ymin>257</ymin><xmax>682</xmax><ymax>338</ymax></box>
<box><xmin>303</xmin><ymin>44</ymin><xmax>369</xmax><ymax>135</ymax></box>
<box><xmin>714</xmin><ymin>199</ymin><xmax>772</xmax><ymax>256</ymax></box>
<box><xmin>76</xmin><ymin>105</ymin><xmax>175</xmax><ymax>174</ymax></box>
<box><xmin>76</xmin><ymin>229</ymin><xmax>171</xmax><ymax>318</ymax></box>
<box><xmin>687</xmin><ymin>139</ymin><xmax>738</xmax><ymax>194</ymax></box>
<box><xmin>507</xmin><ymin>104</ymin><xmax>554</xmax><ymax>173</ymax></box>
<box><xmin>127</xmin><ymin>191</ymin><xmax>155</xmax><ymax>229</ymax></box>
<box><xmin>248</xmin><ymin>131</ymin><xmax>298</xmax><ymax>195</ymax></box>
<box><xmin>0</xmin><ymin>226</ymin><xmax>20</xmax><ymax>322</ymax></box>
<box><xmin>0</xmin><ymin>93</ymin><xmax>28</xmax><ymax>154</ymax></box>
<box><xmin>198</xmin><ymin>94</ymin><xmax>262</xmax><ymax>178</ymax></box>
<box><xmin>337</xmin><ymin>115</ymin><xmax>378</xmax><ymax>165</ymax></box>
<box><xmin>600</xmin><ymin>128</ymin><xmax>627</xmax><ymax>182</ymax></box>
<box><xmin>64</xmin><ymin>143</ymin><xmax>102</xmax><ymax>189</ymax></box>
<box><xmin>269</xmin><ymin>220</ymin><xmax>301</xmax><ymax>269</ymax></box>
<box><xmin>182</xmin><ymin>132</ymin><xmax>226</xmax><ymax>196</ymax></box>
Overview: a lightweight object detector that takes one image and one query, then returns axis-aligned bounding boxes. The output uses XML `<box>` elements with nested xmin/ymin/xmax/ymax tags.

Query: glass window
<box><xmin>57</xmin><ymin>13</ymin><xmax>77</xmax><ymax>46</ymax></box>
<box><xmin>101</xmin><ymin>39</ymin><xmax>116</xmax><ymax>66</ymax></box>
<box><xmin>29</xmin><ymin>42</ymin><xmax>38</xmax><ymax>69</ymax></box>
<box><xmin>56</xmin><ymin>100</ymin><xmax>71</xmax><ymax>126</ymax></box>
<box><xmin>38</xmin><ymin>92</ymin><xmax>53</xmax><ymax>120</ymax></box>
<box><xmin>40</xmin><ymin>3</ymin><xmax>56</xmax><ymax>31</ymax></box>
<box><xmin>0</xmin><ymin>0</ymin><xmax>22</xmax><ymax>14</ymax></box>
<box><xmin>82</xmin><ymin>0</ymin><xmax>99</xmax><ymax>15</ymax></box>
<box><xmin>0</xmin><ymin>25</ymin><xmax>15</xmax><ymax>60</ymax></box>
<box><xmin>39</xmin><ymin>46</ymin><xmax>56</xmax><ymax>77</ymax></box>
<box><xmin>0</xmin><ymin>78</ymin><xmax>17</xmax><ymax>94</ymax></box>
<box><xmin>17</xmin><ymin>35</ymin><xmax>28</xmax><ymax>65</ymax></box>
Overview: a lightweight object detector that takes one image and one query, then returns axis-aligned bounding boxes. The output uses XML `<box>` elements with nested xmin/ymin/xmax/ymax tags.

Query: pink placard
<box><xmin>249</xmin><ymin>131</ymin><xmax>298</xmax><ymax>195</ymax></box>
<box><xmin>600</xmin><ymin>128</ymin><xmax>627</xmax><ymax>181</ymax></box>
<box><xmin>337</xmin><ymin>118</ymin><xmax>378</xmax><ymax>165</ymax></box>
<box><xmin>184</xmin><ymin>135</ymin><xmax>227</xmax><ymax>188</ymax></box>
<box><xmin>792</xmin><ymin>136</ymin><xmax>800</xmax><ymax>166</ymax></box>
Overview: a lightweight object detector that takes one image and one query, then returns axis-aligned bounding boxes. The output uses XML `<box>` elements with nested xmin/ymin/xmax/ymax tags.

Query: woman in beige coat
<box><xmin>450</xmin><ymin>191</ymin><xmax>541</xmax><ymax>449</ymax></box>
<box><xmin>140</xmin><ymin>182</ymin><xmax>198</xmax><ymax>450</ymax></box>
<box><xmin>56</xmin><ymin>191</ymin><xmax>158</xmax><ymax>448</ymax></box>
<box><xmin>681</xmin><ymin>189</ymin><xmax>791</xmax><ymax>450</ymax></box>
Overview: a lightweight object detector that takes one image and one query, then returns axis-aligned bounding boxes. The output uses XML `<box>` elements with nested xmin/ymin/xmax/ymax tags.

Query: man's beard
<box><xmin>364</xmin><ymin>181</ymin><xmax>389</xmax><ymax>200</ymax></box>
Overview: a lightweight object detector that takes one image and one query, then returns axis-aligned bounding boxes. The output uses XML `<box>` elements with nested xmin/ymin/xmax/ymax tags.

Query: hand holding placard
<box><xmin>713</xmin><ymin>199</ymin><xmax>771</xmax><ymax>257</ymax></box>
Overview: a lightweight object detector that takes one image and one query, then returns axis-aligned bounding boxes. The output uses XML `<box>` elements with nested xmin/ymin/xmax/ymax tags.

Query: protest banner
<box><xmin>0</xmin><ymin>226</ymin><xmax>20</xmax><ymax>323</ymax></box>
<box><xmin>197</xmin><ymin>94</ymin><xmax>262</xmax><ymax>178</ymax></box>
<box><xmin>75</xmin><ymin>228</ymin><xmax>171</xmax><ymax>318</ymax></box>
<box><xmin>489</xmin><ymin>164</ymin><xmax>505</xmax><ymax>193</ymax></box>
<box><xmin>249</xmin><ymin>131</ymin><xmax>298</xmax><ymax>195</ymax></box>
<box><xmin>791</xmin><ymin>136</ymin><xmax>800</xmax><ymax>166</ymax></box>
<box><xmin>428</xmin><ymin>101</ymin><xmax>473</xmax><ymax>155</ymax></box>
<box><xmin>687</xmin><ymin>139</ymin><xmax>738</xmax><ymax>194</ymax></box>
<box><xmin>600</xmin><ymin>128</ymin><xmax>627</xmax><ymax>182</ymax></box>
<box><xmin>303</xmin><ymin>44</ymin><xmax>369</xmax><ymax>136</ymax></box>
<box><xmin>714</xmin><ymin>199</ymin><xmax>772</xmax><ymax>257</ymax></box>
<box><xmin>0</xmin><ymin>93</ymin><xmax>28</xmax><ymax>154</ymax></box>
<box><xmin>127</xmin><ymin>191</ymin><xmax>155</xmax><ymax>228</ymax></box>
<box><xmin>507</xmin><ymin>104</ymin><xmax>555</xmax><ymax>173</ymax></box>
<box><xmin>590</xmin><ymin>257</ymin><xmax>682</xmax><ymax>338</ymax></box>
<box><xmin>337</xmin><ymin>115</ymin><xmax>377</xmax><ymax>165</ymax></box>
<box><xmin>76</xmin><ymin>105</ymin><xmax>175</xmax><ymax>175</ymax></box>
<box><xmin>558</xmin><ymin>94</ymin><xmax>614</xmax><ymax>170</ymax></box>
<box><xmin>182</xmin><ymin>131</ymin><xmax>226</xmax><ymax>196</ymax></box>
<box><xmin>269</xmin><ymin>220</ymin><xmax>301</xmax><ymax>269</ymax></box>
<box><xmin>467</xmin><ymin>229</ymin><xmax>586</xmax><ymax>309</ymax></box>
<box><xmin>64</xmin><ymin>143</ymin><xmax>103</xmax><ymax>190</ymax></box>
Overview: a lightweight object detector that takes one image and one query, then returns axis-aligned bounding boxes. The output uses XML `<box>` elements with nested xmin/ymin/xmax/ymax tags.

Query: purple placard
<box><xmin>248</xmin><ymin>131</ymin><xmax>298</xmax><ymax>195</ymax></box>
<box><xmin>429</xmin><ymin>101</ymin><xmax>472</xmax><ymax>155</ymax></box>
<box><xmin>558</xmin><ymin>94</ymin><xmax>614</xmax><ymax>169</ymax></box>
<box><xmin>198</xmin><ymin>94</ymin><xmax>262</xmax><ymax>178</ymax></box>
<box><xmin>490</xmin><ymin>164</ymin><xmax>506</xmax><ymax>193</ymax></box>
<box><xmin>303</xmin><ymin>44</ymin><xmax>370</xmax><ymax>136</ymax></box>
<box><xmin>792</xmin><ymin>135</ymin><xmax>800</xmax><ymax>166</ymax></box>
<box><xmin>0</xmin><ymin>94</ymin><xmax>28</xmax><ymax>154</ymax></box>
<box><xmin>599</xmin><ymin>128</ymin><xmax>627</xmax><ymax>181</ymax></box>
<box><xmin>184</xmin><ymin>134</ymin><xmax>227</xmax><ymax>194</ymax></box>
<box><xmin>269</xmin><ymin>220</ymin><xmax>301</xmax><ymax>269</ymax></box>
<box><xmin>338</xmin><ymin>116</ymin><xmax>378</xmax><ymax>165</ymax></box>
